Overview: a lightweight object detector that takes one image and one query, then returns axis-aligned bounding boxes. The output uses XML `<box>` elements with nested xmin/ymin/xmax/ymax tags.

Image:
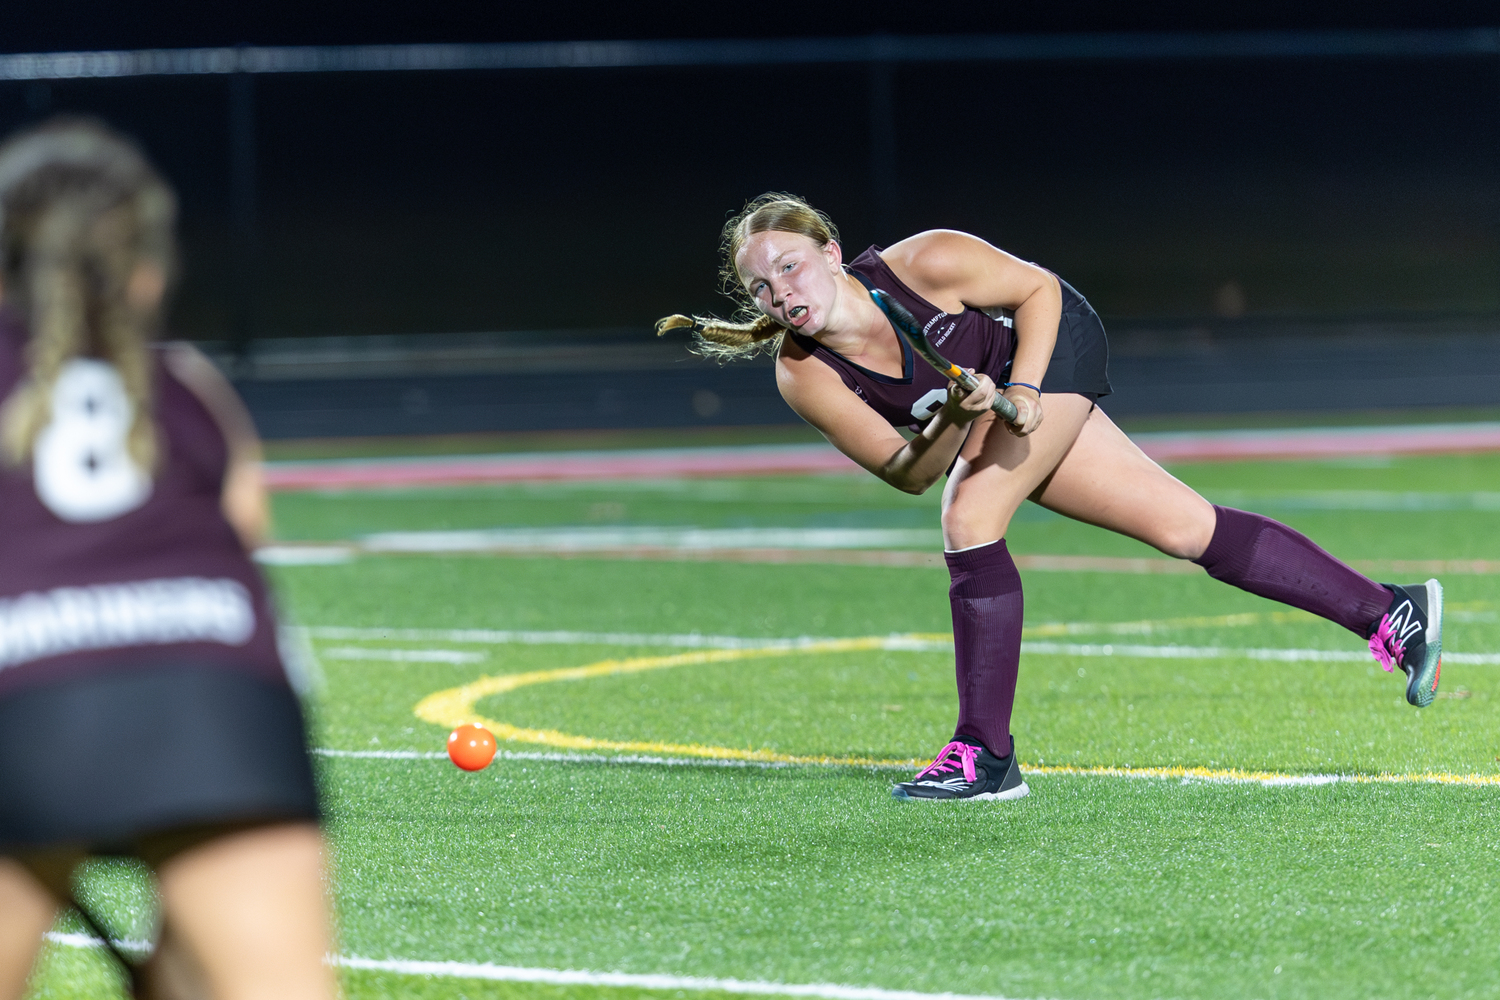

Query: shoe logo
<box><xmin>1387</xmin><ymin>600</ymin><xmax>1424</xmax><ymax>646</ymax></box>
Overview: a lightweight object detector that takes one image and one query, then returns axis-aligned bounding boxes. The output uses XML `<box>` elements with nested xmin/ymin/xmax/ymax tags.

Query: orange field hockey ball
<box><xmin>447</xmin><ymin>723</ymin><xmax>498</xmax><ymax>771</ymax></box>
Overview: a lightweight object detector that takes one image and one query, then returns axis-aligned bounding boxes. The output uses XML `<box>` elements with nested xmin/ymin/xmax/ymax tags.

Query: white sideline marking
<box><xmin>42</xmin><ymin>936</ymin><xmax>1040</xmax><ymax>1000</ymax></box>
<box><xmin>316</xmin><ymin>749</ymin><xmax>447</xmax><ymax>759</ymax></box>
<box><xmin>1021</xmin><ymin>641</ymin><xmax>1500</xmax><ymax>664</ymax></box>
<box><xmin>314</xmin><ymin>748</ymin><xmax>800</xmax><ymax>769</ymax></box>
<box><xmin>362</xmin><ymin>526</ymin><xmax>938</xmax><ymax>553</ymax></box>
<box><xmin>312</xmin><ymin>749</ymin><xmax>1500</xmax><ymax>787</ymax></box>
<box><xmin>254</xmin><ymin>545</ymin><xmax>357</xmax><ymax>565</ymax></box>
<box><xmin>332</xmin><ymin>956</ymin><xmax>1042</xmax><ymax>1000</ymax></box>
<box><xmin>45</xmin><ymin>931</ymin><xmax>152</xmax><ymax>953</ymax></box>
<box><xmin>305</xmin><ymin>626</ymin><xmax>950</xmax><ymax>651</ymax></box>
<box><xmin>303</xmin><ymin>626</ymin><xmax>1500</xmax><ymax>665</ymax></box>
<box><xmin>320</xmin><ymin>646</ymin><xmax>486</xmax><ymax>663</ymax></box>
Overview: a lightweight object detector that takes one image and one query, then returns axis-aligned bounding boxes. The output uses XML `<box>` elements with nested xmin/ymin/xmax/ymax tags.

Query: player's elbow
<box><xmin>1023</xmin><ymin>266</ymin><xmax>1060</xmax><ymax>307</ymax></box>
<box><xmin>883</xmin><ymin>467</ymin><xmax>937</xmax><ymax>495</ymax></box>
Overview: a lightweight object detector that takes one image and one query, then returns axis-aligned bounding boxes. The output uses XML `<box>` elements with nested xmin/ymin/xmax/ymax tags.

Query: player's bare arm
<box><xmin>881</xmin><ymin>230</ymin><xmax>1061</xmax><ymax>435</ymax></box>
<box><xmin>776</xmin><ymin>341</ymin><xmax>995</xmax><ymax>494</ymax></box>
<box><xmin>163</xmin><ymin>343</ymin><xmax>270</xmax><ymax>549</ymax></box>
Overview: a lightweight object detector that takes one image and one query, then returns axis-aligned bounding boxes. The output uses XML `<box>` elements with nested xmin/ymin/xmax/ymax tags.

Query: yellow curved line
<box><xmin>410</xmin><ymin>633</ymin><xmax>1500</xmax><ymax>785</ymax></box>
<box><xmin>413</xmin><ymin>638</ymin><xmax>923</xmax><ymax>768</ymax></box>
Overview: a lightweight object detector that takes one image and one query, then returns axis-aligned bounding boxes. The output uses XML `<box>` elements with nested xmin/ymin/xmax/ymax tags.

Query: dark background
<box><xmin>4</xmin><ymin>2</ymin><xmax>1498</xmax><ymax>338</ymax></box>
<box><xmin>3</xmin><ymin>4</ymin><xmax>1498</xmax><ymax>435</ymax></box>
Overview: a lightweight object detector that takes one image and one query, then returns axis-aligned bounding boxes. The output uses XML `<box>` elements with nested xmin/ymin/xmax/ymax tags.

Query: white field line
<box><xmin>302</xmin><ymin>626</ymin><xmax>1500</xmax><ymax>665</ymax></box>
<box><xmin>362</xmin><ymin>526</ymin><xmax>938</xmax><ymax>553</ymax></box>
<box><xmin>45</xmin><ymin>931</ymin><xmax>152</xmax><ymax>954</ymax></box>
<box><xmin>255</xmin><ymin>545</ymin><xmax>357</xmax><ymax>566</ymax></box>
<box><xmin>315</xmin><ymin>748</ymin><xmax>800</xmax><ymax>768</ymax></box>
<box><xmin>304</xmin><ymin>626</ymin><xmax>947</xmax><ymax>651</ymax></box>
<box><xmin>311</xmin><ymin>748</ymin><xmax>1500</xmax><ymax>787</ymax></box>
<box><xmin>319</xmin><ymin>646</ymin><xmax>486</xmax><ymax>663</ymax></box>
<box><xmin>1022</xmin><ymin>641</ymin><xmax>1500</xmax><ymax>664</ymax></box>
<box><xmin>333</xmin><ymin>956</ymin><xmax>1044</xmax><ymax>1000</ymax></box>
<box><xmin>41</xmin><ymin>935</ymin><xmax>1045</xmax><ymax>1000</ymax></box>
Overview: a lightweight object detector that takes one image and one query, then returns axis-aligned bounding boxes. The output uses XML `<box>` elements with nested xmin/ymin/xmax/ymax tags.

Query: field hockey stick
<box><xmin>867</xmin><ymin>289</ymin><xmax>1020</xmax><ymax>424</ymax></box>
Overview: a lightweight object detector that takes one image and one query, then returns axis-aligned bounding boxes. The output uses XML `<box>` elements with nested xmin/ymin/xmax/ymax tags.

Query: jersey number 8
<box><xmin>34</xmin><ymin>359</ymin><xmax>153</xmax><ymax>523</ymax></box>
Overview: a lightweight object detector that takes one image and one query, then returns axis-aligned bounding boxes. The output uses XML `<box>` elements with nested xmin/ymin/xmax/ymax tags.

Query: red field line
<box><xmin>256</xmin><ymin>542</ymin><xmax>1500</xmax><ymax>575</ymax></box>
<box><xmin>1136</xmin><ymin>422</ymin><xmax>1500</xmax><ymax>463</ymax></box>
<box><xmin>263</xmin><ymin>423</ymin><xmax>1500</xmax><ymax>491</ymax></box>
<box><xmin>264</xmin><ymin>445</ymin><xmax>857</xmax><ymax>490</ymax></box>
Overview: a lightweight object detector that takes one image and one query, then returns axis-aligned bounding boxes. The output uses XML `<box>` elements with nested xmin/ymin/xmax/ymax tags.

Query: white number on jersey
<box><xmin>33</xmin><ymin>359</ymin><xmax>153</xmax><ymax>522</ymax></box>
<box><xmin>910</xmin><ymin>388</ymin><xmax>949</xmax><ymax>422</ymax></box>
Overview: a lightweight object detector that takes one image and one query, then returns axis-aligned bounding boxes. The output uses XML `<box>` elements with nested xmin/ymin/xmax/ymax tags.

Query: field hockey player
<box><xmin>0</xmin><ymin>119</ymin><xmax>335</xmax><ymax>1000</ymax></box>
<box><xmin>658</xmin><ymin>193</ymin><xmax>1444</xmax><ymax>803</ymax></box>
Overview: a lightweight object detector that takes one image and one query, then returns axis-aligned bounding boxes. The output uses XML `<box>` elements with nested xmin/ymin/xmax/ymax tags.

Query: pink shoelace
<box><xmin>914</xmin><ymin>741</ymin><xmax>979</xmax><ymax>783</ymax></box>
<box><xmin>1368</xmin><ymin>614</ymin><xmax>1405</xmax><ymax>673</ymax></box>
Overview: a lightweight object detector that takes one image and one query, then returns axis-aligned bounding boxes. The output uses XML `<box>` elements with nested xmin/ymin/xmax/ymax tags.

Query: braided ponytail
<box><xmin>657</xmin><ymin>192</ymin><xmax>840</xmax><ymax>362</ymax></box>
<box><xmin>0</xmin><ymin>118</ymin><xmax>176</xmax><ymax>471</ymax></box>
<box><xmin>653</xmin><ymin>312</ymin><xmax>785</xmax><ymax>361</ymax></box>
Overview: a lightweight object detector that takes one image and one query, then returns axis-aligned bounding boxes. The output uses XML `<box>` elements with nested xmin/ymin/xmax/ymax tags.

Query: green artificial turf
<box><xmin>25</xmin><ymin>450</ymin><xmax>1500</xmax><ymax>1000</ymax></box>
<box><xmin>292</xmin><ymin>555</ymin><xmax>1499</xmax><ymax>778</ymax></box>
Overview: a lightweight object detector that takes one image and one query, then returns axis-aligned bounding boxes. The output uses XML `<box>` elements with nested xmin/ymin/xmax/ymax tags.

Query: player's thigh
<box><xmin>941</xmin><ymin>393</ymin><xmax>1095</xmax><ymax>549</ymax></box>
<box><xmin>1032</xmin><ymin>406</ymin><xmax>1215</xmax><ymax>559</ymax></box>
<box><xmin>0</xmin><ymin>858</ymin><xmax>60</xmax><ymax>1000</ymax></box>
<box><xmin>155</xmin><ymin>822</ymin><xmax>334</xmax><ymax>1000</ymax></box>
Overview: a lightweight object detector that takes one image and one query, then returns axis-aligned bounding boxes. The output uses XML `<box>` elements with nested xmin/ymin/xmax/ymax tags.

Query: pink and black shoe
<box><xmin>1368</xmin><ymin>579</ymin><xmax>1444</xmax><ymax>708</ymax></box>
<box><xmin>892</xmin><ymin>737</ymin><xmax>1028</xmax><ymax>801</ymax></box>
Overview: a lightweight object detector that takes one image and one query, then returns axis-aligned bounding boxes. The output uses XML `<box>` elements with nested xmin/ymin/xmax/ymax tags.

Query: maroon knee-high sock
<box><xmin>1192</xmin><ymin>505</ymin><xmax>1390</xmax><ymax>637</ymax></box>
<box><xmin>945</xmin><ymin>539</ymin><xmax>1023</xmax><ymax>758</ymax></box>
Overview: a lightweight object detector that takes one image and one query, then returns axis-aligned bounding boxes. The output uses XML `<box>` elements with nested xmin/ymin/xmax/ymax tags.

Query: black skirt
<box><xmin>1039</xmin><ymin>278</ymin><xmax>1112</xmax><ymax>400</ymax></box>
<box><xmin>0</xmin><ymin>665</ymin><xmax>320</xmax><ymax>851</ymax></box>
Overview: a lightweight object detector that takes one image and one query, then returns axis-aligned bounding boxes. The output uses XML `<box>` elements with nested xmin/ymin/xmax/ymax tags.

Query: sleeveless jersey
<box><xmin>0</xmin><ymin>308</ymin><xmax>285</xmax><ymax>698</ymax></box>
<box><xmin>788</xmin><ymin>246</ymin><xmax>1016</xmax><ymax>431</ymax></box>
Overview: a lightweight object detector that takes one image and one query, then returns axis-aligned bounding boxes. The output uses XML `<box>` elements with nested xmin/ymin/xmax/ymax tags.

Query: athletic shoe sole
<box><xmin>891</xmin><ymin>781</ymin><xmax>1030</xmax><ymax>802</ymax></box>
<box><xmin>1406</xmin><ymin>578</ymin><xmax>1444</xmax><ymax>708</ymax></box>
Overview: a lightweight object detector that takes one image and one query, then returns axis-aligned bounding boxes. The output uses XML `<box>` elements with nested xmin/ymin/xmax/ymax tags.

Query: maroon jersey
<box><xmin>789</xmin><ymin>246</ymin><xmax>1016</xmax><ymax>431</ymax></box>
<box><xmin>0</xmin><ymin>308</ymin><xmax>285</xmax><ymax>698</ymax></box>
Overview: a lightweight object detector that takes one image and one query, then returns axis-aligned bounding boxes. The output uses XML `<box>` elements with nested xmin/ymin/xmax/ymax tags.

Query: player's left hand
<box><xmin>1003</xmin><ymin>387</ymin><xmax>1044</xmax><ymax>437</ymax></box>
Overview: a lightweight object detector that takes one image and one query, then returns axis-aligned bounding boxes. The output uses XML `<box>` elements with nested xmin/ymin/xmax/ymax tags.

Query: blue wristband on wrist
<box><xmin>1004</xmin><ymin>382</ymin><xmax>1041</xmax><ymax>395</ymax></box>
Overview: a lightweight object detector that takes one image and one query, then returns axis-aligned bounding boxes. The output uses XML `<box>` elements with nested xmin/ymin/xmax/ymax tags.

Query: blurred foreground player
<box><xmin>0</xmin><ymin>120</ymin><xmax>334</xmax><ymax>999</ymax></box>
<box><xmin>659</xmin><ymin>193</ymin><xmax>1444</xmax><ymax>802</ymax></box>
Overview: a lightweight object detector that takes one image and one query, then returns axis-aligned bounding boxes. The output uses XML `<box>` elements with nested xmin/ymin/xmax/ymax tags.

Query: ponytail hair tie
<box><xmin>655</xmin><ymin>315</ymin><xmax>699</xmax><ymax>336</ymax></box>
<box><xmin>1004</xmin><ymin>381</ymin><xmax>1041</xmax><ymax>395</ymax></box>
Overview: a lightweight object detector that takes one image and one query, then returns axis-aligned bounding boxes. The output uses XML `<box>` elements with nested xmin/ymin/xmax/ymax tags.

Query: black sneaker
<box><xmin>1368</xmin><ymin>579</ymin><xmax>1444</xmax><ymax>708</ymax></box>
<box><xmin>892</xmin><ymin>737</ymin><xmax>1028</xmax><ymax>801</ymax></box>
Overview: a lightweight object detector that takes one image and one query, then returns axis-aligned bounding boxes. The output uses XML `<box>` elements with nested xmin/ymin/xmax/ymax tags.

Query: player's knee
<box><xmin>1154</xmin><ymin>517</ymin><xmax>1214</xmax><ymax>561</ymax></box>
<box><xmin>941</xmin><ymin>502</ymin><xmax>1010</xmax><ymax>550</ymax></box>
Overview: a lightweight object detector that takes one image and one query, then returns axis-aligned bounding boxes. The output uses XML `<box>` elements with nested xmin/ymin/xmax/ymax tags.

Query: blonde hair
<box><xmin>656</xmin><ymin>192</ymin><xmax>839</xmax><ymax>361</ymax></box>
<box><xmin>0</xmin><ymin>117</ymin><xmax>177</xmax><ymax>470</ymax></box>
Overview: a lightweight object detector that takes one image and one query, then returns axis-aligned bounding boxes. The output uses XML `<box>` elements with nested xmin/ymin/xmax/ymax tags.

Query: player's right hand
<box><xmin>943</xmin><ymin>369</ymin><xmax>997</xmax><ymax>425</ymax></box>
<box><xmin>1004</xmin><ymin>388</ymin><xmax>1044</xmax><ymax>437</ymax></box>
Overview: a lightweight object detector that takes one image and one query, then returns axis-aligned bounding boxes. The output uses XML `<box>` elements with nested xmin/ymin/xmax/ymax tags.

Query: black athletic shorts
<box><xmin>1038</xmin><ymin>277</ymin><xmax>1112</xmax><ymax>401</ymax></box>
<box><xmin>0</xmin><ymin>665</ymin><xmax>320</xmax><ymax>852</ymax></box>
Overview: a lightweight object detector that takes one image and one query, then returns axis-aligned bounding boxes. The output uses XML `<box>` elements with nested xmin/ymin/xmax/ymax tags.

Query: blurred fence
<box><xmin>3</xmin><ymin>30</ymin><xmax>1499</xmax><ymax>345</ymax></box>
<box><xmin>6</xmin><ymin>32</ymin><xmax>1500</xmax><ymax>435</ymax></box>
